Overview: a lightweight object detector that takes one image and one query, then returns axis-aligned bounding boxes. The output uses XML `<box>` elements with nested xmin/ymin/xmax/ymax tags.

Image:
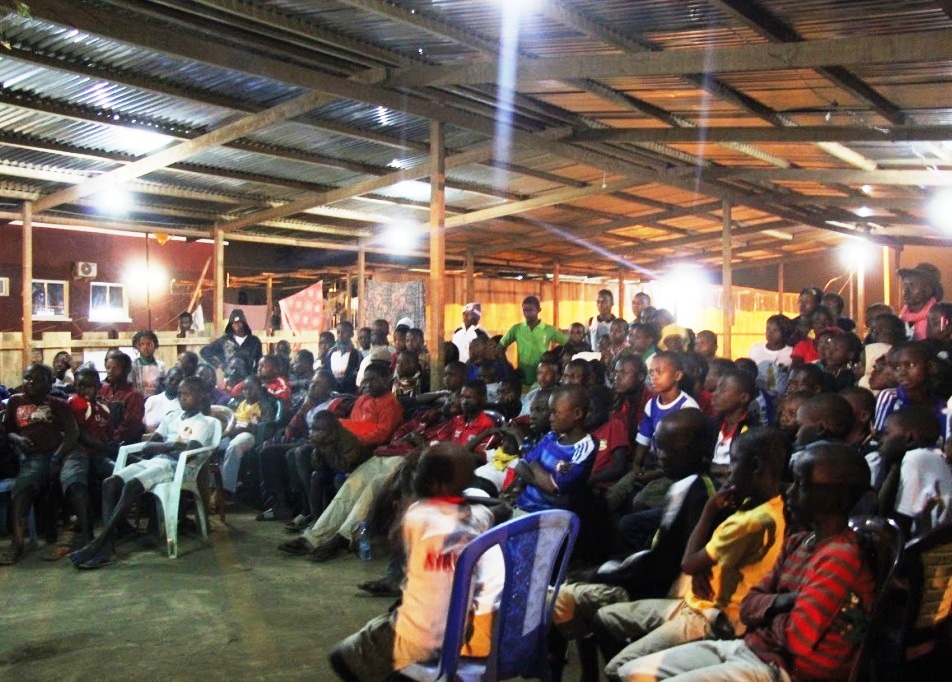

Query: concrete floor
<box><xmin>0</xmin><ymin>508</ymin><xmax>586</xmax><ymax>680</ymax></box>
<box><xmin>0</xmin><ymin>509</ymin><xmax>406</xmax><ymax>680</ymax></box>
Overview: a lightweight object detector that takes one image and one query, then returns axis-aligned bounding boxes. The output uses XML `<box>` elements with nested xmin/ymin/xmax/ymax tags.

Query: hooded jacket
<box><xmin>200</xmin><ymin>308</ymin><xmax>263</xmax><ymax>370</ymax></box>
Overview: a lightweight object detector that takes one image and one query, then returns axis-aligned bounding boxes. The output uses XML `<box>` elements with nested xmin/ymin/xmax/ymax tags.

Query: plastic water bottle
<box><xmin>356</xmin><ymin>521</ymin><xmax>372</xmax><ymax>561</ymax></box>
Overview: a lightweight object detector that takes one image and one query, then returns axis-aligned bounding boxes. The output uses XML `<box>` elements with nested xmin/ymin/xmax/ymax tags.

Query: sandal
<box><xmin>278</xmin><ymin>538</ymin><xmax>311</xmax><ymax>555</ymax></box>
<box><xmin>42</xmin><ymin>544</ymin><xmax>76</xmax><ymax>562</ymax></box>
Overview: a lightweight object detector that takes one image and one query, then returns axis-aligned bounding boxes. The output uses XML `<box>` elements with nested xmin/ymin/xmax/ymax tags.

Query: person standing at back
<box><xmin>588</xmin><ymin>289</ymin><xmax>617</xmax><ymax>351</ymax></box>
<box><xmin>200</xmin><ymin>309</ymin><xmax>263</xmax><ymax>372</ymax></box>
<box><xmin>451</xmin><ymin>302</ymin><xmax>488</xmax><ymax>363</ymax></box>
<box><xmin>500</xmin><ymin>295</ymin><xmax>567</xmax><ymax>390</ymax></box>
<box><xmin>631</xmin><ymin>292</ymin><xmax>651</xmax><ymax>325</ymax></box>
<box><xmin>898</xmin><ymin>262</ymin><xmax>943</xmax><ymax>340</ymax></box>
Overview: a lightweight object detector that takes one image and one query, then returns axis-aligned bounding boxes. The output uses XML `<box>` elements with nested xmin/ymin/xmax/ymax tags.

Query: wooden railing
<box><xmin>0</xmin><ymin>330</ymin><xmax>326</xmax><ymax>388</ymax></box>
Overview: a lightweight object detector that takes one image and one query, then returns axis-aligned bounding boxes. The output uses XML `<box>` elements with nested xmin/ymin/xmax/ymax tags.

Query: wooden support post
<box><xmin>357</xmin><ymin>245</ymin><xmax>366</xmax><ymax>329</ymax></box>
<box><xmin>344</xmin><ymin>271</ymin><xmax>351</xmax><ymax>325</ymax></box>
<box><xmin>213</xmin><ymin>226</ymin><xmax>224</xmax><ymax>330</ymax></box>
<box><xmin>144</xmin><ymin>235</ymin><xmax>153</xmax><ymax>329</ymax></box>
<box><xmin>721</xmin><ymin>200</ymin><xmax>733</xmax><ymax>359</ymax></box>
<box><xmin>618</xmin><ymin>269</ymin><xmax>625</xmax><ymax>321</ymax></box>
<box><xmin>265</xmin><ymin>276</ymin><xmax>273</xmax><ymax>333</ymax></box>
<box><xmin>857</xmin><ymin>265</ymin><xmax>865</xmax><ymax>324</ymax></box>
<box><xmin>882</xmin><ymin>245</ymin><xmax>891</xmax><ymax>309</ymax></box>
<box><xmin>464</xmin><ymin>250</ymin><xmax>475</xmax><ymax>305</ymax></box>
<box><xmin>552</xmin><ymin>261</ymin><xmax>561</xmax><ymax>329</ymax></box>
<box><xmin>778</xmin><ymin>263</ymin><xmax>785</xmax><ymax>314</ymax></box>
<box><xmin>428</xmin><ymin>120</ymin><xmax>446</xmax><ymax>390</ymax></box>
<box><xmin>21</xmin><ymin>201</ymin><xmax>33</xmax><ymax>370</ymax></box>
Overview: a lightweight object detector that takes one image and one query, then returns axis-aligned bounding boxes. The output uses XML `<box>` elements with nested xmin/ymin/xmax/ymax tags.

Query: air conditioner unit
<box><xmin>74</xmin><ymin>261</ymin><xmax>98</xmax><ymax>278</ymax></box>
<box><xmin>0</xmin><ymin>277</ymin><xmax>8</xmax><ymax>296</ymax></box>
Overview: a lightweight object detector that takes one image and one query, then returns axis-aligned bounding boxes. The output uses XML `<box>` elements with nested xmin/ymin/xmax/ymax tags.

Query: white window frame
<box><xmin>32</xmin><ymin>279</ymin><xmax>71</xmax><ymax>321</ymax></box>
<box><xmin>89</xmin><ymin>281</ymin><xmax>132</xmax><ymax>323</ymax></box>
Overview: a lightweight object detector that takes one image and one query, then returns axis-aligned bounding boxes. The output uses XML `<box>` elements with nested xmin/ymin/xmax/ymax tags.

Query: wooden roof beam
<box><xmin>558</xmin><ymin>222</ymin><xmax>787</xmax><ymax>267</ymax></box>
<box><xmin>385</xmin><ymin>29</ymin><xmax>952</xmax><ymax>87</ymax></box>
<box><xmin>707</xmin><ymin>0</ymin><xmax>907</xmax><ymax>126</ymax></box>
<box><xmin>709</xmin><ymin>169</ymin><xmax>952</xmax><ymax>186</ymax></box>
<box><xmin>34</xmin><ymin>90</ymin><xmax>332</xmax><ymax>212</ymax></box>
<box><xmin>572</xmin><ymin>126</ymin><xmax>952</xmax><ymax>145</ymax></box>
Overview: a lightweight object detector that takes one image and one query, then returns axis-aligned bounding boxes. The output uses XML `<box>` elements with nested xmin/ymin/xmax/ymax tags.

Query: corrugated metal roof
<box><xmin>0</xmin><ymin>0</ymin><xmax>944</xmax><ymax>277</ymax></box>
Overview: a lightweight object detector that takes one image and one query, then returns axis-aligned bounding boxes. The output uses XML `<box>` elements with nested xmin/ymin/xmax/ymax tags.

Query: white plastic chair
<box><xmin>113</xmin><ymin>417</ymin><xmax>222</xmax><ymax>558</ymax></box>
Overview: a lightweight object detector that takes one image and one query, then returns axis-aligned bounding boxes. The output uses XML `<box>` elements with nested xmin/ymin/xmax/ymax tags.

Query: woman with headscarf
<box><xmin>898</xmin><ymin>262</ymin><xmax>943</xmax><ymax>341</ymax></box>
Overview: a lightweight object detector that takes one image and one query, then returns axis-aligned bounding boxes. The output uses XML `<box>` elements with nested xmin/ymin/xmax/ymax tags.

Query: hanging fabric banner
<box><xmin>279</xmin><ymin>280</ymin><xmax>325</xmax><ymax>334</ymax></box>
<box><xmin>364</xmin><ymin>280</ymin><xmax>425</xmax><ymax>331</ymax></box>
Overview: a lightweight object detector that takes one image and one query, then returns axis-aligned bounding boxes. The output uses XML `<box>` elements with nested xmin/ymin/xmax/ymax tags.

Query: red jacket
<box><xmin>99</xmin><ymin>381</ymin><xmax>145</xmax><ymax>444</ymax></box>
<box><xmin>341</xmin><ymin>392</ymin><xmax>404</xmax><ymax>447</ymax></box>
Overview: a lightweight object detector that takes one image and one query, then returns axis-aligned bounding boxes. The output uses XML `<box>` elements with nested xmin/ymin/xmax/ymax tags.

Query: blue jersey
<box><xmin>516</xmin><ymin>431</ymin><xmax>596</xmax><ymax>512</ymax></box>
<box><xmin>636</xmin><ymin>391</ymin><xmax>700</xmax><ymax>450</ymax></box>
<box><xmin>874</xmin><ymin>386</ymin><xmax>948</xmax><ymax>443</ymax></box>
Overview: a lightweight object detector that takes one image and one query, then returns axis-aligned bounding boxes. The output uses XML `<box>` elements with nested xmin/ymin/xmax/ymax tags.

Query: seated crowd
<box><xmin>1</xmin><ymin>269</ymin><xmax>951</xmax><ymax>680</ymax></box>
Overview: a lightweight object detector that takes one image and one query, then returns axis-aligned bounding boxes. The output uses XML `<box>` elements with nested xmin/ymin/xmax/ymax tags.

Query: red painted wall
<box><xmin>0</xmin><ymin>225</ymin><xmax>214</xmax><ymax>336</ymax></box>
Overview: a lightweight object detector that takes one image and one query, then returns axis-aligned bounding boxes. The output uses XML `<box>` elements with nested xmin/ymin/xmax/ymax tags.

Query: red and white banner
<box><xmin>279</xmin><ymin>280</ymin><xmax>324</xmax><ymax>334</ymax></box>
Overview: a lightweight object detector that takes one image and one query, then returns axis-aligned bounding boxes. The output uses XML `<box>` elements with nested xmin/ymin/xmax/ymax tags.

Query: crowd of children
<box><xmin>2</xmin><ymin>267</ymin><xmax>951</xmax><ymax>679</ymax></box>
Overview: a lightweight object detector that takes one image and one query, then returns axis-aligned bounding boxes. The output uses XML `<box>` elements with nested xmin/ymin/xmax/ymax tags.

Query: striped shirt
<box><xmin>741</xmin><ymin>530</ymin><xmax>875</xmax><ymax>680</ymax></box>
<box><xmin>873</xmin><ymin>386</ymin><xmax>948</xmax><ymax>442</ymax></box>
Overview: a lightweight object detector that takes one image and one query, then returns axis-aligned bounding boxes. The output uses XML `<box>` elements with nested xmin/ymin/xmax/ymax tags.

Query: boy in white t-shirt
<box><xmin>142</xmin><ymin>366</ymin><xmax>183</xmax><ymax>431</ymax></box>
<box><xmin>69</xmin><ymin>376</ymin><xmax>217</xmax><ymax>569</ymax></box>
<box><xmin>874</xmin><ymin>406</ymin><xmax>952</xmax><ymax>537</ymax></box>
<box><xmin>330</xmin><ymin>443</ymin><xmax>504</xmax><ymax>680</ymax></box>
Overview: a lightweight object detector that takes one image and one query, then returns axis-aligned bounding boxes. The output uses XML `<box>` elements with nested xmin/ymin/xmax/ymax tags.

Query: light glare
<box><xmin>656</xmin><ymin>264</ymin><xmax>709</xmax><ymax>328</ymax></box>
<box><xmin>378</xmin><ymin>224</ymin><xmax>419</xmax><ymax>254</ymax></box>
<box><xmin>123</xmin><ymin>261</ymin><xmax>167</xmax><ymax>297</ymax></box>
<box><xmin>927</xmin><ymin>189</ymin><xmax>952</xmax><ymax>233</ymax></box>
<box><xmin>94</xmin><ymin>187</ymin><xmax>133</xmax><ymax>214</ymax></box>
<box><xmin>839</xmin><ymin>239</ymin><xmax>875</xmax><ymax>271</ymax></box>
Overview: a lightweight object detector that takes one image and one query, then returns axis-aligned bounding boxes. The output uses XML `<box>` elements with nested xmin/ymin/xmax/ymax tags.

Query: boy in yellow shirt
<box><xmin>592</xmin><ymin>427</ymin><xmax>788</xmax><ymax>680</ymax></box>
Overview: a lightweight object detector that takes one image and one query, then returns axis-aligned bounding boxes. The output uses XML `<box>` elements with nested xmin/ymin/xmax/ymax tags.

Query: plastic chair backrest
<box><xmin>849</xmin><ymin>515</ymin><xmax>904</xmax><ymax>591</ymax></box>
<box><xmin>209</xmin><ymin>405</ymin><xmax>236</xmax><ymax>438</ymax></box>
<box><xmin>255</xmin><ymin>396</ymin><xmax>284</xmax><ymax>444</ymax></box>
<box><xmin>847</xmin><ymin>515</ymin><xmax>904</xmax><ymax>682</ymax></box>
<box><xmin>420</xmin><ymin>509</ymin><xmax>579</xmax><ymax>681</ymax></box>
<box><xmin>902</xmin><ymin>521</ymin><xmax>952</xmax><ymax>639</ymax></box>
<box><xmin>205</xmin><ymin>415</ymin><xmax>223</xmax><ymax>448</ymax></box>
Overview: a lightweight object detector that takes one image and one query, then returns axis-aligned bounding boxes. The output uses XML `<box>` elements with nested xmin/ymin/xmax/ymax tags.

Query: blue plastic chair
<box><xmin>400</xmin><ymin>509</ymin><xmax>580</xmax><ymax>682</ymax></box>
